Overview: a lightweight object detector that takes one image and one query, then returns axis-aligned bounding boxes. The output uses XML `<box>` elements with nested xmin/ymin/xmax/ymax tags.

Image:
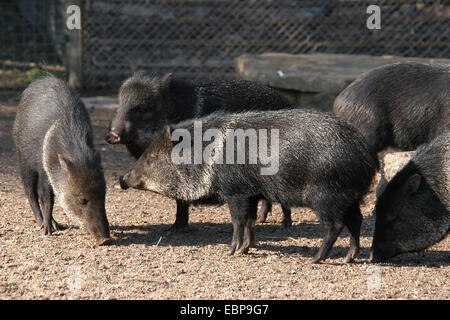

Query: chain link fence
<box><xmin>1</xmin><ymin>0</ymin><xmax>449</xmax><ymax>92</ymax></box>
<box><xmin>82</xmin><ymin>0</ymin><xmax>449</xmax><ymax>89</ymax></box>
<box><xmin>0</xmin><ymin>0</ymin><xmax>67</xmax><ymax>91</ymax></box>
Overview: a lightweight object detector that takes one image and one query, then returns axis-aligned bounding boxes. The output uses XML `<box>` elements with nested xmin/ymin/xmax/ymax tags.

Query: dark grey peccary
<box><xmin>13</xmin><ymin>76</ymin><xmax>112</xmax><ymax>245</ymax></box>
<box><xmin>119</xmin><ymin>109</ymin><xmax>379</xmax><ymax>263</ymax></box>
<box><xmin>334</xmin><ymin>62</ymin><xmax>449</xmax><ymax>151</ymax></box>
<box><xmin>370</xmin><ymin>131</ymin><xmax>449</xmax><ymax>262</ymax></box>
<box><xmin>105</xmin><ymin>72</ymin><xmax>294</xmax><ymax>231</ymax></box>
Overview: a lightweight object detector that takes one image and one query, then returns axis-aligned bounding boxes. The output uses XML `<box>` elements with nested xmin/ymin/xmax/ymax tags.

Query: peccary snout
<box><xmin>369</xmin><ymin>244</ymin><xmax>396</xmax><ymax>263</ymax></box>
<box><xmin>120</xmin><ymin>168</ymin><xmax>146</xmax><ymax>191</ymax></box>
<box><xmin>105</xmin><ymin>130</ymin><xmax>121</xmax><ymax>144</ymax></box>
<box><xmin>88</xmin><ymin>221</ymin><xmax>112</xmax><ymax>246</ymax></box>
<box><xmin>82</xmin><ymin>204</ymin><xmax>112</xmax><ymax>246</ymax></box>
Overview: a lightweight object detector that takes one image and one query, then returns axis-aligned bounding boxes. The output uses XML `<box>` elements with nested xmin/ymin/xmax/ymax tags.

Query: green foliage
<box><xmin>22</xmin><ymin>68</ymin><xmax>46</xmax><ymax>83</ymax></box>
<box><xmin>0</xmin><ymin>67</ymin><xmax>66</xmax><ymax>87</ymax></box>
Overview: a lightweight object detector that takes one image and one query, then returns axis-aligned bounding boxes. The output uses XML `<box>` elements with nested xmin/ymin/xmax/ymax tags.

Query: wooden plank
<box><xmin>83</xmin><ymin>16</ymin><xmax>447</xmax><ymax>26</ymax></box>
<box><xmin>235</xmin><ymin>53</ymin><xmax>450</xmax><ymax>94</ymax></box>
<box><xmin>82</xmin><ymin>38</ymin><xmax>448</xmax><ymax>51</ymax></box>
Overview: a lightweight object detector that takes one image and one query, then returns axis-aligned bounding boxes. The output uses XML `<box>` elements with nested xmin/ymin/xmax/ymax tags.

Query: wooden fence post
<box><xmin>66</xmin><ymin>0</ymin><xmax>82</xmax><ymax>89</ymax></box>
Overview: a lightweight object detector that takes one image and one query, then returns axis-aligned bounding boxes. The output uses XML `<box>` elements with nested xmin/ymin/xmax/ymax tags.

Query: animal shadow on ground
<box><xmin>372</xmin><ymin>250</ymin><xmax>450</xmax><ymax>268</ymax></box>
<box><xmin>110</xmin><ymin>220</ymin><xmax>378</xmax><ymax>262</ymax></box>
<box><xmin>109</xmin><ymin>219</ymin><xmax>449</xmax><ymax>266</ymax></box>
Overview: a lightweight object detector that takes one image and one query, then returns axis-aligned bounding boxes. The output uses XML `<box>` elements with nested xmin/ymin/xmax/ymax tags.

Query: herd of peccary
<box><xmin>13</xmin><ymin>62</ymin><xmax>449</xmax><ymax>263</ymax></box>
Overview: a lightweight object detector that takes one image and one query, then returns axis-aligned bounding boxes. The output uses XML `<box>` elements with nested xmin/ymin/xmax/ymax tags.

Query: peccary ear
<box><xmin>383</xmin><ymin>173</ymin><xmax>422</xmax><ymax>222</ymax></box>
<box><xmin>403</xmin><ymin>173</ymin><xmax>421</xmax><ymax>195</ymax></box>
<box><xmin>161</xmin><ymin>124</ymin><xmax>186</xmax><ymax>152</ymax></box>
<box><xmin>163</xmin><ymin>125</ymin><xmax>172</xmax><ymax>140</ymax></box>
<box><xmin>163</xmin><ymin>125</ymin><xmax>179</xmax><ymax>148</ymax></box>
<box><xmin>160</xmin><ymin>73</ymin><xmax>173</xmax><ymax>89</ymax></box>
<box><xmin>58</xmin><ymin>154</ymin><xmax>74</xmax><ymax>174</ymax></box>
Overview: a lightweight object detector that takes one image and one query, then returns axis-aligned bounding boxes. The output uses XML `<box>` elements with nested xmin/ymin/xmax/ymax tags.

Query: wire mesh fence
<box><xmin>1</xmin><ymin>0</ymin><xmax>449</xmax><ymax>92</ymax></box>
<box><xmin>0</xmin><ymin>0</ymin><xmax>67</xmax><ymax>91</ymax></box>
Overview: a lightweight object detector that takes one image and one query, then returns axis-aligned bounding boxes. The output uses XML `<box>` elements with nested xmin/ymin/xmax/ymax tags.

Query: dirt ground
<box><xmin>0</xmin><ymin>103</ymin><xmax>448</xmax><ymax>300</ymax></box>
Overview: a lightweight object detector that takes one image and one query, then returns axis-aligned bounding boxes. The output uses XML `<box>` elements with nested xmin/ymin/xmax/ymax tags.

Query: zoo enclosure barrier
<box><xmin>0</xmin><ymin>0</ymin><xmax>448</xmax><ymax>92</ymax></box>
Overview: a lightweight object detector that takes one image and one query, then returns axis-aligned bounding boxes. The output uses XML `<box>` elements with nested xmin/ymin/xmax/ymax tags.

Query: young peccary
<box><xmin>370</xmin><ymin>131</ymin><xmax>449</xmax><ymax>262</ymax></box>
<box><xmin>13</xmin><ymin>76</ymin><xmax>112</xmax><ymax>245</ymax></box>
<box><xmin>105</xmin><ymin>72</ymin><xmax>294</xmax><ymax>230</ymax></box>
<box><xmin>119</xmin><ymin>109</ymin><xmax>379</xmax><ymax>263</ymax></box>
<box><xmin>334</xmin><ymin>62</ymin><xmax>449</xmax><ymax>151</ymax></box>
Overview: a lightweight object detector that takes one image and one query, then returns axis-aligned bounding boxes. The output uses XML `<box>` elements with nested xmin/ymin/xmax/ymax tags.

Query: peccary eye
<box><xmin>80</xmin><ymin>198</ymin><xmax>89</xmax><ymax>206</ymax></box>
<box><xmin>128</xmin><ymin>105</ymin><xmax>150</xmax><ymax>121</ymax></box>
<box><xmin>133</xmin><ymin>104</ymin><xmax>148</xmax><ymax>114</ymax></box>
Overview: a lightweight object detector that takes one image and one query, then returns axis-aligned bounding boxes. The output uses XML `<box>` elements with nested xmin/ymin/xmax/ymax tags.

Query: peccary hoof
<box><xmin>119</xmin><ymin>176</ymin><xmax>128</xmax><ymax>190</ymax></box>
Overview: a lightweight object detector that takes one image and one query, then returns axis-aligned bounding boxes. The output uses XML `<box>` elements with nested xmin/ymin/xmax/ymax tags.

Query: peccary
<box><xmin>13</xmin><ymin>76</ymin><xmax>112</xmax><ymax>245</ymax></box>
<box><xmin>105</xmin><ymin>72</ymin><xmax>294</xmax><ymax>230</ymax></box>
<box><xmin>370</xmin><ymin>131</ymin><xmax>449</xmax><ymax>262</ymax></box>
<box><xmin>120</xmin><ymin>109</ymin><xmax>379</xmax><ymax>263</ymax></box>
<box><xmin>334</xmin><ymin>62</ymin><xmax>449</xmax><ymax>151</ymax></box>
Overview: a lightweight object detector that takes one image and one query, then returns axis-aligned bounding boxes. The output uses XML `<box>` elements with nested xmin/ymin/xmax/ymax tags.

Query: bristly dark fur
<box><xmin>13</xmin><ymin>75</ymin><xmax>110</xmax><ymax>243</ymax></box>
<box><xmin>123</xmin><ymin>108</ymin><xmax>379</xmax><ymax>262</ymax></box>
<box><xmin>371</xmin><ymin>131</ymin><xmax>449</xmax><ymax>262</ymax></box>
<box><xmin>113</xmin><ymin>71</ymin><xmax>294</xmax><ymax>158</ymax></box>
<box><xmin>110</xmin><ymin>71</ymin><xmax>294</xmax><ymax>231</ymax></box>
<box><xmin>334</xmin><ymin>62</ymin><xmax>449</xmax><ymax>151</ymax></box>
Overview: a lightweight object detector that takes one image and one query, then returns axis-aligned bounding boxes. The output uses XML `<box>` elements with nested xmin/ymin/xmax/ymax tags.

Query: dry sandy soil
<box><xmin>0</xmin><ymin>103</ymin><xmax>448</xmax><ymax>300</ymax></box>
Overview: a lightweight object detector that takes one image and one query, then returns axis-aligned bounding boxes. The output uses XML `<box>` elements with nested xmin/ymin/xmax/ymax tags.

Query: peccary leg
<box><xmin>227</xmin><ymin>196</ymin><xmax>258</xmax><ymax>255</ymax></box>
<box><xmin>243</xmin><ymin>202</ymin><xmax>257</xmax><ymax>250</ymax></box>
<box><xmin>257</xmin><ymin>201</ymin><xmax>292</xmax><ymax>228</ymax></box>
<box><xmin>169</xmin><ymin>200</ymin><xmax>189</xmax><ymax>232</ymax></box>
<box><xmin>342</xmin><ymin>202</ymin><xmax>362</xmax><ymax>263</ymax></box>
<box><xmin>281</xmin><ymin>205</ymin><xmax>292</xmax><ymax>228</ymax></box>
<box><xmin>256</xmin><ymin>199</ymin><xmax>271</xmax><ymax>223</ymax></box>
<box><xmin>20</xmin><ymin>167</ymin><xmax>43</xmax><ymax>226</ymax></box>
<box><xmin>37</xmin><ymin>176</ymin><xmax>64</xmax><ymax>235</ymax></box>
<box><xmin>311</xmin><ymin>212</ymin><xmax>344</xmax><ymax>263</ymax></box>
